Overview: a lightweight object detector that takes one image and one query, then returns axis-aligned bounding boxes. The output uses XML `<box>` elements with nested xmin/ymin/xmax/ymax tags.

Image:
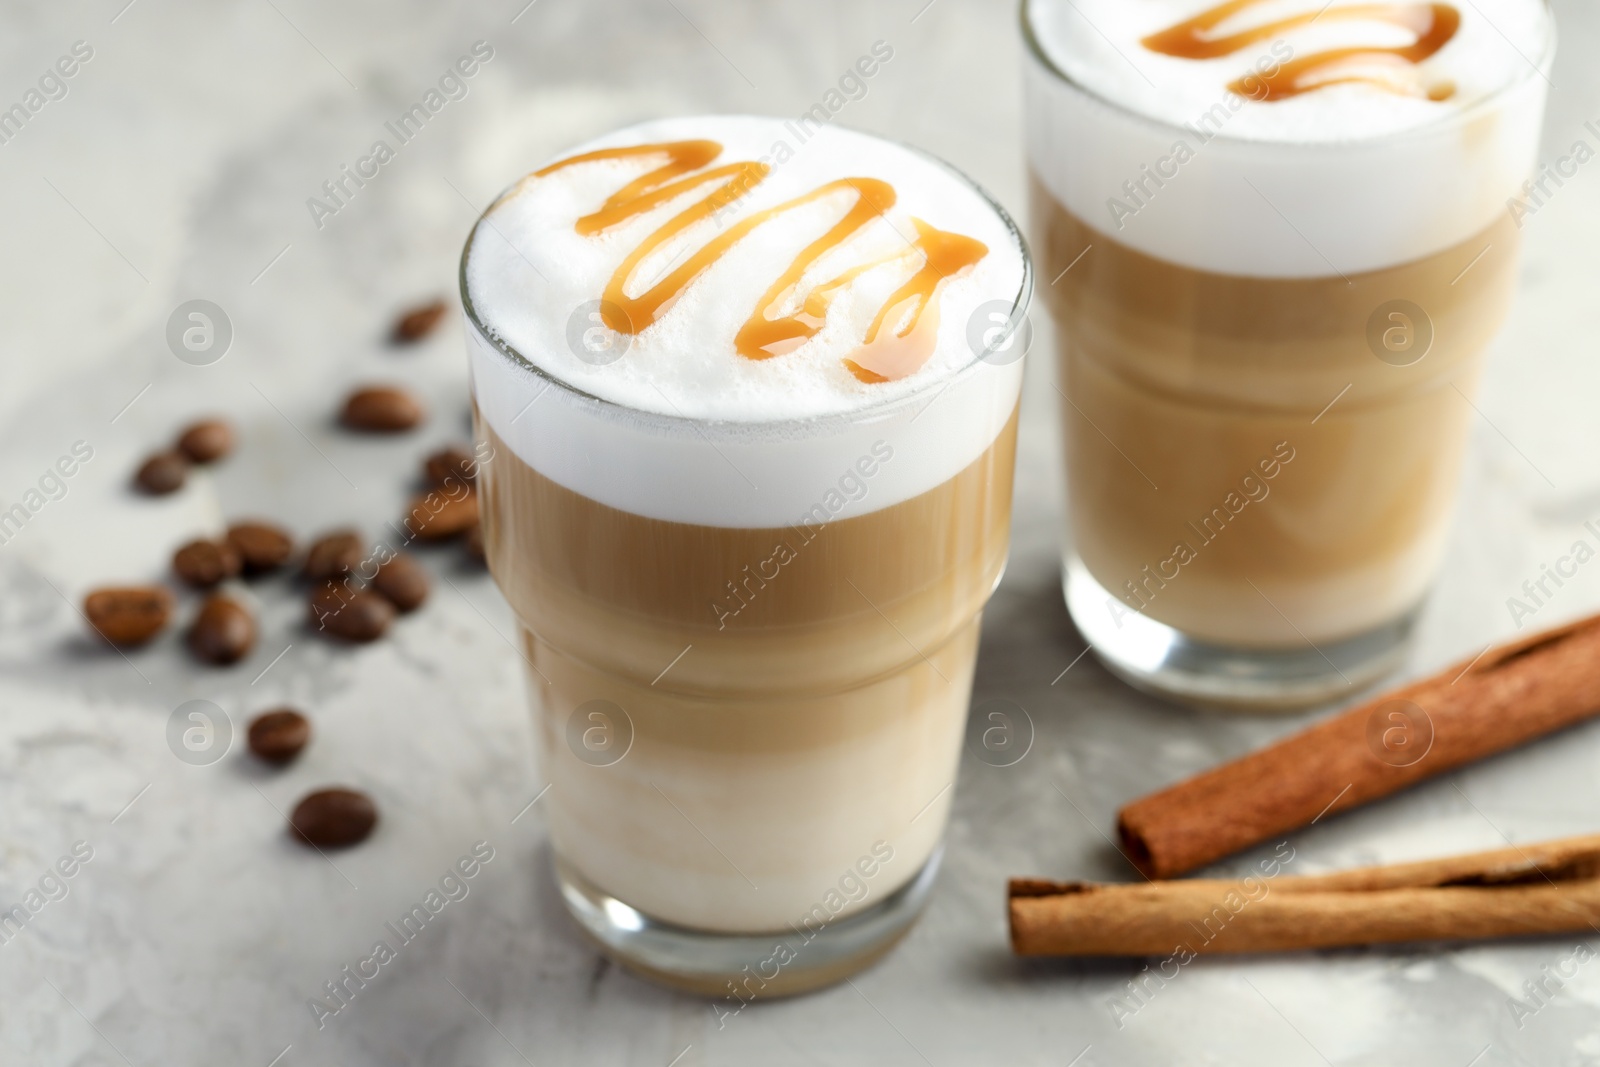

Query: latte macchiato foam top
<box><xmin>1028</xmin><ymin>0</ymin><xmax>1551</xmax><ymax>141</ymax></box>
<box><xmin>466</xmin><ymin>116</ymin><xmax>1025</xmax><ymax>422</ymax></box>
<box><xmin>1024</xmin><ymin>0</ymin><xmax>1554</xmax><ymax>276</ymax></box>
<box><xmin>464</xmin><ymin>115</ymin><xmax>1028</xmax><ymax>527</ymax></box>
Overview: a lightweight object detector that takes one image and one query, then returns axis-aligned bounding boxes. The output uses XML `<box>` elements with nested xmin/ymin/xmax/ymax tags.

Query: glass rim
<box><xmin>457</xmin><ymin>119</ymin><xmax>1034</xmax><ymax>438</ymax></box>
<box><xmin>1018</xmin><ymin>0</ymin><xmax>1557</xmax><ymax>149</ymax></box>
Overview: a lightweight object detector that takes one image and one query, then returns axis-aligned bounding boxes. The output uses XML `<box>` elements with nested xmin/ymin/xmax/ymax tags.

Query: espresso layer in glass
<box><xmin>476</xmin><ymin>412</ymin><xmax>1017</xmax><ymax>931</ymax></box>
<box><xmin>1035</xmin><ymin>183</ymin><xmax>1518</xmax><ymax>646</ymax></box>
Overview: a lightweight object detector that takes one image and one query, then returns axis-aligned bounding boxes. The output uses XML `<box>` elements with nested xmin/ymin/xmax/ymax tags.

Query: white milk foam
<box><xmin>464</xmin><ymin>115</ymin><xmax>1028</xmax><ymax>527</ymax></box>
<box><xmin>1024</xmin><ymin>0</ymin><xmax>1554</xmax><ymax>276</ymax></box>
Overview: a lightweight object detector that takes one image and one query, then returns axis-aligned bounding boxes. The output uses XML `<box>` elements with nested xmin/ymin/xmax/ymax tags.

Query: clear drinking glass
<box><xmin>461</xmin><ymin>128</ymin><xmax>1030</xmax><ymax>995</ymax></box>
<box><xmin>1021</xmin><ymin>0</ymin><xmax>1554</xmax><ymax>708</ymax></box>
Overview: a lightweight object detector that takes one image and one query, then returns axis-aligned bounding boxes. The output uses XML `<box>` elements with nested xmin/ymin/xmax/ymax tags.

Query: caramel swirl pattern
<box><xmin>1143</xmin><ymin>0</ymin><xmax>1461</xmax><ymax>102</ymax></box>
<box><xmin>531</xmin><ymin>140</ymin><xmax>988</xmax><ymax>383</ymax></box>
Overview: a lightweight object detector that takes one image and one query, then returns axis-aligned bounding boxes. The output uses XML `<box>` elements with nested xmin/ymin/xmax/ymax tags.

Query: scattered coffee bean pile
<box><xmin>133</xmin><ymin>417</ymin><xmax>236</xmax><ymax>495</ymax></box>
<box><xmin>91</xmin><ymin>378</ymin><xmax>488</xmax><ymax>656</ymax></box>
<box><xmin>84</xmin><ymin>300</ymin><xmax>472</xmax><ymax>850</ymax></box>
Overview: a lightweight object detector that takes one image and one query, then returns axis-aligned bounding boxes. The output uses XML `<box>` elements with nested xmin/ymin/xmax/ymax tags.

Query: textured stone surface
<box><xmin>2</xmin><ymin>0</ymin><xmax>1599</xmax><ymax>1063</ymax></box>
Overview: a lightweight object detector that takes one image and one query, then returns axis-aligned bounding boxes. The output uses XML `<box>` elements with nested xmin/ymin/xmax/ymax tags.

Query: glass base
<box><xmin>1063</xmin><ymin>555</ymin><xmax>1417</xmax><ymax>711</ymax></box>
<box><xmin>554</xmin><ymin>848</ymin><xmax>942</xmax><ymax>998</ymax></box>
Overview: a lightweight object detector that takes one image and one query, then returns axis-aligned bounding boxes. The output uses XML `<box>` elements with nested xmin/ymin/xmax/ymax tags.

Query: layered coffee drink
<box><xmin>461</xmin><ymin>116</ymin><xmax>1028</xmax><ymax>991</ymax></box>
<box><xmin>1023</xmin><ymin>0</ymin><xmax>1553</xmax><ymax>705</ymax></box>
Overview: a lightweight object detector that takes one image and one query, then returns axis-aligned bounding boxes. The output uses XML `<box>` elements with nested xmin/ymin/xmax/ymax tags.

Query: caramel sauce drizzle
<box><xmin>533</xmin><ymin>140</ymin><xmax>987</xmax><ymax>382</ymax></box>
<box><xmin>1142</xmin><ymin>0</ymin><xmax>1460</xmax><ymax>102</ymax></box>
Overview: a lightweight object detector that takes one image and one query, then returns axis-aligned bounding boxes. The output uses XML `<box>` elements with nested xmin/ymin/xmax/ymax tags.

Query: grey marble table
<box><xmin>3</xmin><ymin>1</ymin><xmax>1600</xmax><ymax>1063</ymax></box>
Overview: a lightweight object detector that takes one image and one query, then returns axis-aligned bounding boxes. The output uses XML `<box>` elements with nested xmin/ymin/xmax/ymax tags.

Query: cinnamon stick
<box><xmin>1011</xmin><ymin>834</ymin><xmax>1600</xmax><ymax>956</ymax></box>
<box><xmin>1118</xmin><ymin>613</ymin><xmax>1600</xmax><ymax>879</ymax></box>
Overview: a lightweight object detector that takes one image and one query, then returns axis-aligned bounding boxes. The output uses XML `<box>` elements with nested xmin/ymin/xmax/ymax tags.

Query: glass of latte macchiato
<box><xmin>461</xmin><ymin>116</ymin><xmax>1029</xmax><ymax>994</ymax></box>
<box><xmin>1023</xmin><ymin>0</ymin><xmax>1553</xmax><ymax>708</ymax></box>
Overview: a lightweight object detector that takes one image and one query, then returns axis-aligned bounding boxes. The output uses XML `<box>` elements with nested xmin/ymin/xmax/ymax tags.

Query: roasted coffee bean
<box><xmin>84</xmin><ymin>586</ymin><xmax>173</xmax><ymax>647</ymax></box>
<box><xmin>372</xmin><ymin>554</ymin><xmax>429</xmax><ymax>612</ymax></box>
<box><xmin>248</xmin><ymin>708</ymin><xmax>310</xmax><ymax>765</ymax></box>
<box><xmin>176</xmin><ymin>419</ymin><xmax>235</xmax><ymax>464</ymax></box>
<box><xmin>187</xmin><ymin>595</ymin><xmax>256</xmax><ymax>665</ymax></box>
<box><xmin>404</xmin><ymin>489</ymin><xmax>479</xmax><ymax>541</ymax></box>
<box><xmin>290</xmin><ymin>788</ymin><xmax>377</xmax><ymax>848</ymax></box>
<box><xmin>391</xmin><ymin>299</ymin><xmax>447</xmax><ymax>343</ymax></box>
<box><xmin>464</xmin><ymin>522</ymin><xmax>485</xmax><ymax>564</ymax></box>
<box><xmin>303</xmin><ymin>530</ymin><xmax>364</xmax><ymax>582</ymax></box>
<box><xmin>172</xmin><ymin>538</ymin><xmax>242</xmax><ymax>588</ymax></box>
<box><xmin>423</xmin><ymin>445</ymin><xmax>476</xmax><ymax>488</ymax></box>
<box><xmin>309</xmin><ymin>581</ymin><xmax>395</xmax><ymax>642</ymax></box>
<box><xmin>226</xmin><ymin>521</ymin><xmax>294</xmax><ymax>575</ymax></box>
<box><xmin>135</xmin><ymin>451</ymin><xmax>188</xmax><ymax>495</ymax></box>
<box><xmin>339</xmin><ymin>386</ymin><xmax>423</xmax><ymax>433</ymax></box>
